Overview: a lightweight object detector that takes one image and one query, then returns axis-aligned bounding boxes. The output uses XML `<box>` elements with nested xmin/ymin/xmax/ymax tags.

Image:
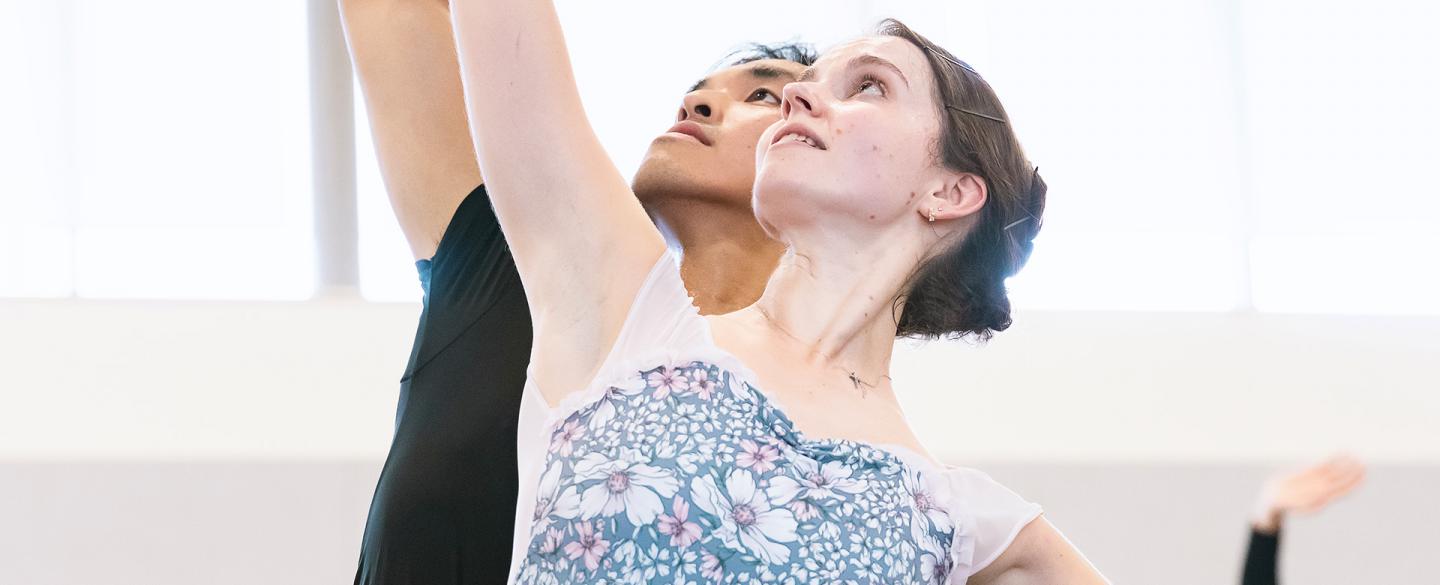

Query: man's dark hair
<box><xmin>718</xmin><ymin>42</ymin><xmax>818</xmax><ymax>69</ymax></box>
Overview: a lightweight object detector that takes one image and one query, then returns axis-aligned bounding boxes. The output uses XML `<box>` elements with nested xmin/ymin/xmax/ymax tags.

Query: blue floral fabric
<box><xmin>515</xmin><ymin>360</ymin><xmax>960</xmax><ymax>584</ymax></box>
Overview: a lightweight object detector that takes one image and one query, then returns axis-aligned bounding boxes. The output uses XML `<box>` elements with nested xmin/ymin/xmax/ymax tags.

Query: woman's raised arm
<box><xmin>450</xmin><ymin>0</ymin><xmax>667</xmax><ymax>402</ymax></box>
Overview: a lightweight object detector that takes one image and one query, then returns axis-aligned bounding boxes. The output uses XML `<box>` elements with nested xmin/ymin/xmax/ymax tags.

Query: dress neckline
<box><xmin>695</xmin><ymin>313</ymin><xmax>949</xmax><ymax>477</ymax></box>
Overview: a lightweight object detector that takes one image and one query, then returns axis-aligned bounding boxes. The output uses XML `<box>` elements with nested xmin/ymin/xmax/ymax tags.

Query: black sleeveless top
<box><xmin>355</xmin><ymin>184</ymin><xmax>531</xmax><ymax>584</ymax></box>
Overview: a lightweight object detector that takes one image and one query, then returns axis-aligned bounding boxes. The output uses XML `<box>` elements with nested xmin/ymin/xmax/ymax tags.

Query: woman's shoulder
<box><xmin>937</xmin><ymin>464</ymin><xmax>1044</xmax><ymax>578</ymax></box>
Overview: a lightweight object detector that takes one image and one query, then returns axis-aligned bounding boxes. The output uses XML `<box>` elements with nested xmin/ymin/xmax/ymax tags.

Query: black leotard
<box><xmin>354</xmin><ymin>184</ymin><xmax>530</xmax><ymax>584</ymax></box>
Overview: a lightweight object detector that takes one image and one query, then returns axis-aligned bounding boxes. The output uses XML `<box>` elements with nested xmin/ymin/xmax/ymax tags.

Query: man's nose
<box><xmin>679</xmin><ymin>92</ymin><xmax>718</xmax><ymax>121</ymax></box>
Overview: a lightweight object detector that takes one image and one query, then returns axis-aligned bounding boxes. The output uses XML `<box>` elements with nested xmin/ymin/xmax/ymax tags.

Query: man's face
<box><xmin>631</xmin><ymin>59</ymin><xmax>807</xmax><ymax>209</ymax></box>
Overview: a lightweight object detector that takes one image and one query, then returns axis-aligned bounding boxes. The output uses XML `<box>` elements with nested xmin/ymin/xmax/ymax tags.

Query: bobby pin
<box><xmin>945</xmin><ymin>104</ymin><xmax>1007</xmax><ymax>124</ymax></box>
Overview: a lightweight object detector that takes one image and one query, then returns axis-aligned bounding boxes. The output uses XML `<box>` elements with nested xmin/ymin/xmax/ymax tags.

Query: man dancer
<box><xmin>338</xmin><ymin>1</ymin><xmax>812</xmax><ymax>582</ymax></box>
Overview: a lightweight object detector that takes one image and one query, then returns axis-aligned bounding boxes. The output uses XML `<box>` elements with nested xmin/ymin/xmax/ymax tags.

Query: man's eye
<box><xmin>749</xmin><ymin>88</ymin><xmax>781</xmax><ymax>104</ymax></box>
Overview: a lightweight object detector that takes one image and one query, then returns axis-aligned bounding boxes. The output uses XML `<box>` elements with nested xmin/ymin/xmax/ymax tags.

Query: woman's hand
<box><xmin>1251</xmin><ymin>454</ymin><xmax>1366</xmax><ymax>534</ymax></box>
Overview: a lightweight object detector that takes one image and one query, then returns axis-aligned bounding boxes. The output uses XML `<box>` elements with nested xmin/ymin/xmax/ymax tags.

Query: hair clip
<box><xmin>1004</xmin><ymin>167</ymin><xmax>1044</xmax><ymax>231</ymax></box>
<box><xmin>923</xmin><ymin>45</ymin><xmax>979</xmax><ymax>75</ymax></box>
<box><xmin>945</xmin><ymin>104</ymin><xmax>1006</xmax><ymax>124</ymax></box>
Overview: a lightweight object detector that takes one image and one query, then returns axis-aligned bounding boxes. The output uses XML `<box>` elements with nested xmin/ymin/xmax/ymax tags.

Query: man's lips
<box><xmin>663</xmin><ymin>120</ymin><xmax>712</xmax><ymax>146</ymax></box>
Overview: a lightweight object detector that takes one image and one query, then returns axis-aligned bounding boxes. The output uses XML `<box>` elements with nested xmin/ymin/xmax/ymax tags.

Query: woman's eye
<box><xmin>749</xmin><ymin>88</ymin><xmax>780</xmax><ymax>105</ymax></box>
<box><xmin>854</xmin><ymin>76</ymin><xmax>885</xmax><ymax>97</ymax></box>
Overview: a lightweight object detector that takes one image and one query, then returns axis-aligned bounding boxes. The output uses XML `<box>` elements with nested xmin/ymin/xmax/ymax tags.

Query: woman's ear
<box><xmin>917</xmin><ymin>172</ymin><xmax>987</xmax><ymax>223</ymax></box>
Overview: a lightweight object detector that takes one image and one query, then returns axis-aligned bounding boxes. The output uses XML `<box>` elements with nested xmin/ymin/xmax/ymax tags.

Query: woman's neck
<box><xmin>740</xmin><ymin>227</ymin><xmax>924</xmax><ymax>384</ymax></box>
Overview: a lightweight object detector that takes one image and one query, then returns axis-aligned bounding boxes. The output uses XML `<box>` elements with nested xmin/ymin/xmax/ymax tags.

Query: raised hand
<box><xmin>1251</xmin><ymin>454</ymin><xmax>1366</xmax><ymax>534</ymax></box>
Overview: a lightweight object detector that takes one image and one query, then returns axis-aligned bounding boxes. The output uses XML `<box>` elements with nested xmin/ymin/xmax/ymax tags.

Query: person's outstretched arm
<box><xmin>1240</xmin><ymin>454</ymin><xmax>1366</xmax><ymax>585</ymax></box>
<box><xmin>1241</xmin><ymin>527</ymin><xmax>1280</xmax><ymax>585</ymax></box>
<box><xmin>338</xmin><ymin>0</ymin><xmax>485</xmax><ymax>260</ymax></box>
<box><xmin>967</xmin><ymin>517</ymin><xmax>1110</xmax><ymax>585</ymax></box>
<box><xmin>450</xmin><ymin>0</ymin><xmax>666</xmax><ymax>403</ymax></box>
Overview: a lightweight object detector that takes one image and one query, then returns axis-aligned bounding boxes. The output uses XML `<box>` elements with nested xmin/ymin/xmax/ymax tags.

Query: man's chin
<box><xmin>633</xmin><ymin>156</ymin><xmax>748</xmax><ymax>208</ymax></box>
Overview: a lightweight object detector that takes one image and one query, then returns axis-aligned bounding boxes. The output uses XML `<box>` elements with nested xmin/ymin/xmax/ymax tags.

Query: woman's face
<box><xmin>753</xmin><ymin>37</ymin><xmax>947</xmax><ymax>241</ymax></box>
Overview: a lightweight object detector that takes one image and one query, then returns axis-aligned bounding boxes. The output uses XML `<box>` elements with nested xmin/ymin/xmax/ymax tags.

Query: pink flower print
<box><xmin>646</xmin><ymin>366</ymin><xmax>690</xmax><ymax>400</ymax></box>
<box><xmin>701</xmin><ymin>551</ymin><xmax>724</xmax><ymax>580</ymax></box>
<box><xmin>735</xmin><ymin>439</ymin><xmax>781</xmax><ymax>473</ymax></box>
<box><xmin>548</xmin><ymin>419</ymin><xmax>585</xmax><ymax>457</ymax></box>
<box><xmin>656</xmin><ymin>495</ymin><xmax>702</xmax><ymax>548</ymax></box>
<box><xmin>563</xmin><ymin>520</ymin><xmax>610</xmax><ymax>572</ymax></box>
<box><xmin>690</xmin><ymin>368</ymin><xmax>717</xmax><ymax>400</ymax></box>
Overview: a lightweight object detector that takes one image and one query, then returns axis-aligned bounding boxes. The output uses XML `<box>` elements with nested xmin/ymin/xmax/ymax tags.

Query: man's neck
<box><xmin>650</xmin><ymin>197</ymin><xmax>784</xmax><ymax>315</ymax></box>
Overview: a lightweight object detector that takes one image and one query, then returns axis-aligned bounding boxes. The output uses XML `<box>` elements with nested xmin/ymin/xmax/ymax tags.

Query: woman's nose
<box><xmin>781</xmin><ymin>83</ymin><xmax>820</xmax><ymax>119</ymax></box>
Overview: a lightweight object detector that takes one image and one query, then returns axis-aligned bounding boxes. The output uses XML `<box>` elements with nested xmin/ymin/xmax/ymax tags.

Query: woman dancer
<box><xmin>451</xmin><ymin>1</ymin><xmax>1108</xmax><ymax>581</ymax></box>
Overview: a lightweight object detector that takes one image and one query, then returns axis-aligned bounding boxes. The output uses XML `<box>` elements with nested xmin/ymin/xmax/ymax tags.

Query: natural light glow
<box><xmin>6</xmin><ymin>0</ymin><xmax>1435</xmax><ymax>315</ymax></box>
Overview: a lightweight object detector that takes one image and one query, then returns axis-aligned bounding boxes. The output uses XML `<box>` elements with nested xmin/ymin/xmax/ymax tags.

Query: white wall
<box><xmin>3</xmin><ymin>461</ymin><xmax>1435</xmax><ymax>585</ymax></box>
<box><xmin>2</xmin><ymin>299</ymin><xmax>1435</xmax><ymax>463</ymax></box>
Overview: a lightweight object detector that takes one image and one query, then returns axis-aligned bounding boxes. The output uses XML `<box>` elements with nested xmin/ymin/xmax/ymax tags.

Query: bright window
<box><xmin>0</xmin><ymin>0</ymin><xmax>314</xmax><ymax>300</ymax></box>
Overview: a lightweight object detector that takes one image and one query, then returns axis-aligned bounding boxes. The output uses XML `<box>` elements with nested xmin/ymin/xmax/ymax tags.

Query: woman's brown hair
<box><xmin>882</xmin><ymin>19</ymin><xmax>1047</xmax><ymax>340</ymax></box>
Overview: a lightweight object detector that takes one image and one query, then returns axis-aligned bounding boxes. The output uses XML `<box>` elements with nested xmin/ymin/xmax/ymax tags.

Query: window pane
<box><xmin>980</xmin><ymin>0</ymin><xmax>1247</xmax><ymax>233</ymax></box>
<box><xmin>355</xmin><ymin>85</ymin><xmax>423</xmax><ymax>303</ymax></box>
<box><xmin>1243</xmin><ymin>0</ymin><xmax>1439</xmax><ymax>314</ymax></box>
<box><xmin>0</xmin><ymin>0</ymin><xmax>316</xmax><ymax>300</ymax></box>
<box><xmin>0</xmin><ymin>1</ymin><xmax>70</xmax><ymax>296</ymax></box>
<box><xmin>1244</xmin><ymin>0</ymin><xmax>1440</xmax><ymax>235</ymax></box>
<box><xmin>978</xmin><ymin>0</ymin><xmax>1248</xmax><ymax>310</ymax></box>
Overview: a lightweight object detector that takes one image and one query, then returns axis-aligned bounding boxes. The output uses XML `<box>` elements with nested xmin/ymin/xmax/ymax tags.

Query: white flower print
<box><xmin>549</xmin><ymin>419</ymin><xmax>585</xmax><ymax>457</ymax></box>
<box><xmin>515</xmin><ymin>358</ymin><xmax>966</xmax><ymax>584</ymax></box>
<box><xmin>787</xmin><ymin>499</ymin><xmax>820</xmax><ymax>521</ymax></box>
<box><xmin>689</xmin><ymin>469</ymin><xmax>799</xmax><ymax>565</ymax></box>
<box><xmin>903</xmin><ymin>470</ymin><xmax>953</xmax><ymax>535</ymax></box>
<box><xmin>538</xmin><ymin>527</ymin><xmax>564</xmax><ymax>555</ymax></box>
<box><xmin>587</xmin><ymin>374</ymin><xmax>648</xmax><ymax>430</ymax></box>
<box><xmin>920</xmin><ymin>551</ymin><xmax>953</xmax><ymax>584</ymax></box>
<box><xmin>734</xmin><ymin>438</ymin><xmax>781</xmax><ymax>473</ymax></box>
<box><xmin>564</xmin><ymin>520</ymin><xmax>610</xmax><ymax>571</ymax></box>
<box><xmin>531</xmin><ymin>463</ymin><xmax>581</xmax><ymax>538</ymax></box>
<box><xmin>646</xmin><ymin>365</ymin><xmax>690</xmax><ymax>400</ymax></box>
<box><xmin>769</xmin><ymin>456</ymin><xmax>867</xmax><ymax>504</ymax></box>
<box><xmin>655</xmin><ymin>495</ymin><xmax>702</xmax><ymax>548</ymax></box>
<box><xmin>574</xmin><ymin>450</ymin><xmax>681</xmax><ymax>525</ymax></box>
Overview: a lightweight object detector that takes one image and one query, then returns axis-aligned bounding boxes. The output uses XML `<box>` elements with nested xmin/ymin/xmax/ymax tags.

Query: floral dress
<box><xmin>506</xmin><ymin>252</ymin><xmax>1041</xmax><ymax>585</ymax></box>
